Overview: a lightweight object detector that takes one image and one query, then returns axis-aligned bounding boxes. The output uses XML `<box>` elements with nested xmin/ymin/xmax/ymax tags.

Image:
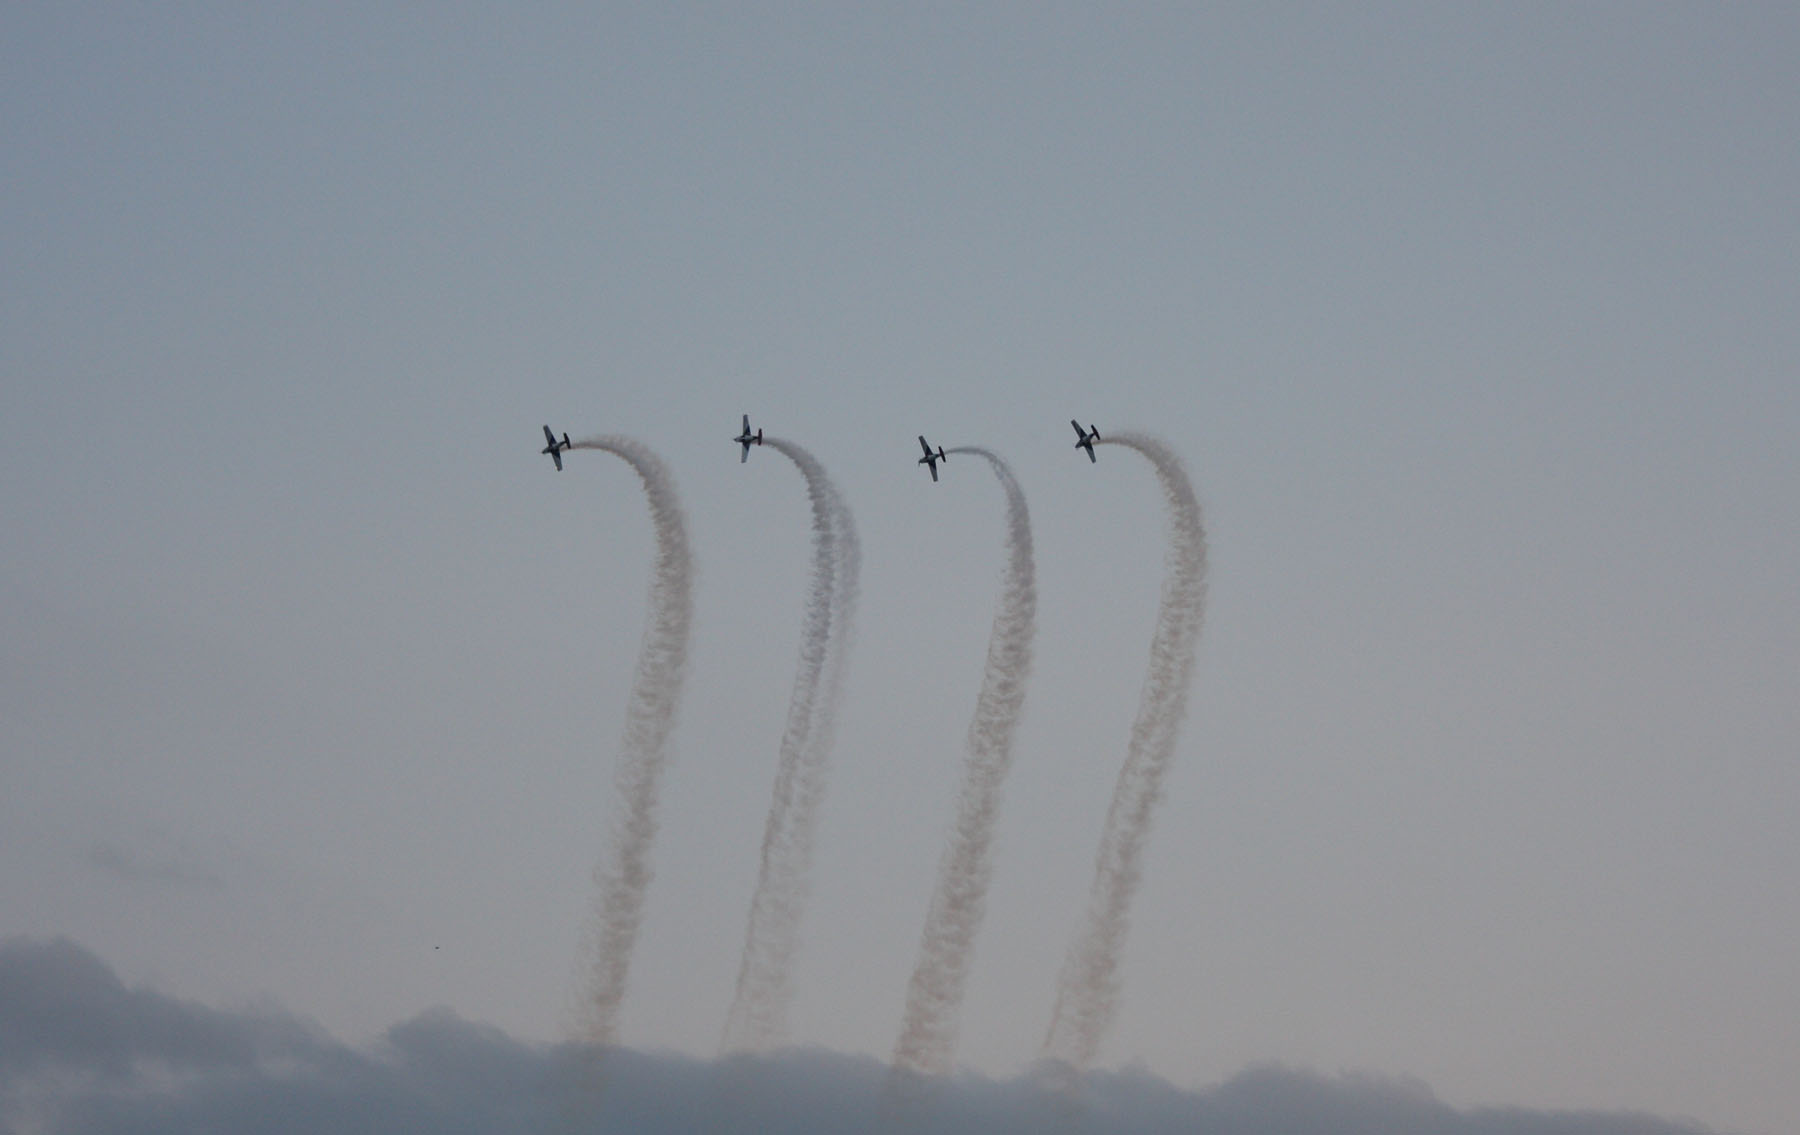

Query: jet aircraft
<box><xmin>917</xmin><ymin>436</ymin><xmax>947</xmax><ymax>482</ymax></box>
<box><xmin>734</xmin><ymin>415</ymin><xmax>763</xmax><ymax>463</ymax></box>
<box><xmin>541</xmin><ymin>425</ymin><xmax>571</xmax><ymax>471</ymax></box>
<box><xmin>1072</xmin><ymin>420</ymin><xmax>1101</xmax><ymax>462</ymax></box>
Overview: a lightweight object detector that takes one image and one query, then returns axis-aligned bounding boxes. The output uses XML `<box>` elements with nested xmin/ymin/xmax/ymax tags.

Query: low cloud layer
<box><xmin>1</xmin><ymin>937</ymin><xmax>1712</xmax><ymax>1135</ymax></box>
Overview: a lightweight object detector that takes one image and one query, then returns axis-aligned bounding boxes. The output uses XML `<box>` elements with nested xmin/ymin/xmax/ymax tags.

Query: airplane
<box><xmin>541</xmin><ymin>425</ymin><xmax>571</xmax><ymax>471</ymax></box>
<box><xmin>1072</xmin><ymin>420</ymin><xmax>1101</xmax><ymax>463</ymax></box>
<box><xmin>917</xmin><ymin>435</ymin><xmax>947</xmax><ymax>482</ymax></box>
<box><xmin>734</xmin><ymin>414</ymin><xmax>763</xmax><ymax>462</ymax></box>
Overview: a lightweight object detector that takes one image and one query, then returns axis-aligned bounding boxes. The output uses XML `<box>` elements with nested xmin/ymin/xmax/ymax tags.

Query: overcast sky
<box><xmin>3</xmin><ymin>5</ymin><xmax>1796</xmax><ymax>1134</ymax></box>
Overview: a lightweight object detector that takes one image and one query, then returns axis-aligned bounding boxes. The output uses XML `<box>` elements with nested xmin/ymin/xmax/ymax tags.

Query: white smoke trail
<box><xmin>1042</xmin><ymin>432</ymin><xmax>1207</xmax><ymax>1076</ymax></box>
<box><xmin>721</xmin><ymin>437</ymin><xmax>860</xmax><ymax>1054</ymax></box>
<box><xmin>892</xmin><ymin>447</ymin><xmax>1037</xmax><ymax>1080</ymax></box>
<box><xmin>565</xmin><ymin>438</ymin><xmax>695</xmax><ymax>1050</ymax></box>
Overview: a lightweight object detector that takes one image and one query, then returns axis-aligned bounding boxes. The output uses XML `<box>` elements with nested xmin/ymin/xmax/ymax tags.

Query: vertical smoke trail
<box><xmin>892</xmin><ymin>447</ymin><xmax>1036</xmax><ymax>1080</ymax></box>
<box><xmin>1042</xmin><ymin>431</ymin><xmax>1207</xmax><ymax>1076</ymax></box>
<box><xmin>721</xmin><ymin>437</ymin><xmax>860</xmax><ymax>1054</ymax></box>
<box><xmin>565</xmin><ymin>438</ymin><xmax>695</xmax><ymax>1050</ymax></box>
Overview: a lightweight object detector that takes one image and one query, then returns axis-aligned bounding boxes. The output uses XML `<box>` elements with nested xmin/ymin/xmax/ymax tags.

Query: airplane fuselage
<box><xmin>1072</xmin><ymin>420</ymin><xmax>1100</xmax><ymax>462</ymax></box>
<box><xmin>735</xmin><ymin>415</ymin><xmax>763</xmax><ymax>462</ymax></box>
<box><xmin>541</xmin><ymin>425</ymin><xmax>571</xmax><ymax>471</ymax></box>
<box><xmin>917</xmin><ymin>435</ymin><xmax>946</xmax><ymax>482</ymax></box>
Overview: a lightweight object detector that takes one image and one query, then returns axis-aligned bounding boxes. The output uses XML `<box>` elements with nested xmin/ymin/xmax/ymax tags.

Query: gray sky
<box><xmin>3</xmin><ymin>5</ymin><xmax>1796</xmax><ymax>1134</ymax></box>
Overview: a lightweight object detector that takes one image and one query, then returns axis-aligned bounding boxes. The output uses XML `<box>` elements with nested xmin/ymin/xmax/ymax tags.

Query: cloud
<box><xmin>0</xmin><ymin>937</ymin><xmax>1713</xmax><ymax>1135</ymax></box>
<box><xmin>81</xmin><ymin>840</ymin><xmax>224</xmax><ymax>893</ymax></box>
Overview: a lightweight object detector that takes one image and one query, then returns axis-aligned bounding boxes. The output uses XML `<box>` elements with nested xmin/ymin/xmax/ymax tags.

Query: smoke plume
<box><xmin>892</xmin><ymin>446</ymin><xmax>1036</xmax><ymax>1079</ymax></box>
<box><xmin>566</xmin><ymin>438</ymin><xmax>695</xmax><ymax>1050</ymax></box>
<box><xmin>721</xmin><ymin>437</ymin><xmax>860</xmax><ymax>1053</ymax></box>
<box><xmin>1043</xmin><ymin>432</ymin><xmax>1207</xmax><ymax>1075</ymax></box>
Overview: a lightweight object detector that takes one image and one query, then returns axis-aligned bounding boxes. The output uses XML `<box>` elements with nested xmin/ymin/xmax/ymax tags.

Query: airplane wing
<box><xmin>545</xmin><ymin>425</ymin><xmax>558</xmax><ymax>446</ymax></box>
<box><xmin>1086</xmin><ymin>446</ymin><xmax>1096</xmax><ymax>463</ymax></box>
<box><xmin>1072</xmin><ymin>420</ymin><xmax>1084</xmax><ymax>437</ymax></box>
<box><xmin>929</xmin><ymin>463</ymin><xmax>938</xmax><ymax>482</ymax></box>
<box><xmin>552</xmin><ymin>449</ymin><xmax>563</xmax><ymax>471</ymax></box>
<box><xmin>919</xmin><ymin>435</ymin><xmax>932</xmax><ymax>456</ymax></box>
<box><xmin>740</xmin><ymin>442</ymin><xmax>750</xmax><ymax>463</ymax></box>
<box><xmin>743</xmin><ymin>414</ymin><xmax>751</xmax><ymax>434</ymax></box>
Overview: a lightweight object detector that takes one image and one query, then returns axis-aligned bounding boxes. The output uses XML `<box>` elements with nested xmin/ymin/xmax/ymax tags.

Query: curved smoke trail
<box><xmin>1042</xmin><ymin>432</ymin><xmax>1207</xmax><ymax>1076</ymax></box>
<box><xmin>721</xmin><ymin>437</ymin><xmax>860</xmax><ymax>1054</ymax></box>
<box><xmin>566</xmin><ymin>438</ymin><xmax>694</xmax><ymax>1050</ymax></box>
<box><xmin>892</xmin><ymin>447</ymin><xmax>1036</xmax><ymax>1080</ymax></box>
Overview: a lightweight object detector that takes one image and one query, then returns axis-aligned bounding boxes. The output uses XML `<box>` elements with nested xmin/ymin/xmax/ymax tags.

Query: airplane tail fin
<box><xmin>1091</xmin><ymin>425</ymin><xmax>1100</xmax><ymax>440</ymax></box>
<box><xmin>562</xmin><ymin>433</ymin><xmax>571</xmax><ymax>446</ymax></box>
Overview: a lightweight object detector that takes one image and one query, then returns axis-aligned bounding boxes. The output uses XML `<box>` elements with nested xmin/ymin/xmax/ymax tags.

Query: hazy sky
<box><xmin>3</xmin><ymin>5</ymin><xmax>1796</xmax><ymax>1134</ymax></box>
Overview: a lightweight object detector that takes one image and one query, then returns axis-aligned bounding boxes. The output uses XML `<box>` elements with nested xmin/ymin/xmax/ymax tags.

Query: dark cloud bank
<box><xmin>1</xmin><ymin>937</ymin><xmax>1710</xmax><ymax>1135</ymax></box>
